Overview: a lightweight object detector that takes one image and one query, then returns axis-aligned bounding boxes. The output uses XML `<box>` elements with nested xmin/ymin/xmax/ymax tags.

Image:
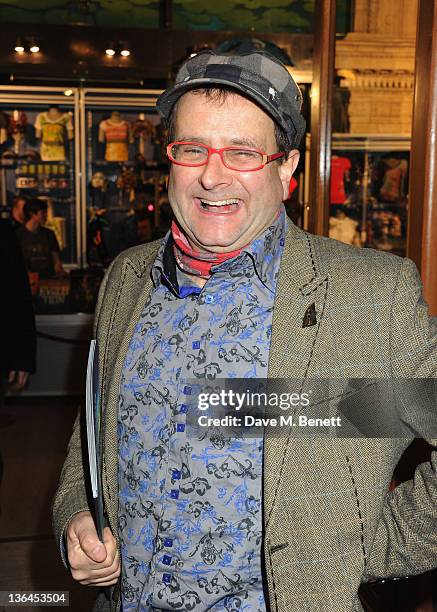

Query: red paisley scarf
<box><xmin>171</xmin><ymin>221</ymin><xmax>244</xmax><ymax>279</ymax></box>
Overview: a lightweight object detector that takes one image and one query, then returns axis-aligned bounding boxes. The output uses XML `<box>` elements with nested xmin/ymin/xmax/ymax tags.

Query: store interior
<box><xmin>0</xmin><ymin>0</ymin><xmax>436</xmax><ymax>610</ymax></box>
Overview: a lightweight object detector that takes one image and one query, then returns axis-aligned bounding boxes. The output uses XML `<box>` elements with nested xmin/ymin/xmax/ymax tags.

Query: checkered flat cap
<box><xmin>157</xmin><ymin>50</ymin><xmax>306</xmax><ymax>148</ymax></box>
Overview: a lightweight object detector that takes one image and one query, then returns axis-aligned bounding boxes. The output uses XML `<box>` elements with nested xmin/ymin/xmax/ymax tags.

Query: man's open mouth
<box><xmin>197</xmin><ymin>198</ymin><xmax>240</xmax><ymax>213</ymax></box>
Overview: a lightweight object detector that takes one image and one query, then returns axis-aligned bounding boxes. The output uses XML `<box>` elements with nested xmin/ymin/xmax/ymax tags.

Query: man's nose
<box><xmin>199</xmin><ymin>151</ymin><xmax>233</xmax><ymax>190</ymax></box>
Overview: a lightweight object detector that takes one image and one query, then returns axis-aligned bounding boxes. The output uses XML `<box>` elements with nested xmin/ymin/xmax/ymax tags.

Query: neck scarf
<box><xmin>171</xmin><ymin>221</ymin><xmax>244</xmax><ymax>279</ymax></box>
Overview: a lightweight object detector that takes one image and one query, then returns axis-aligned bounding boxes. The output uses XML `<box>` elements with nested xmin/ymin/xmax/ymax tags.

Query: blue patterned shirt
<box><xmin>118</xmin><ymin>208</ymin><xmax>287</xmax><ymax>611</ymax></box>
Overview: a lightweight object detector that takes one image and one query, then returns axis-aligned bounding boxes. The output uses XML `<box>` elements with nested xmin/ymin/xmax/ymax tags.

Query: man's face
<box><xmin>168</xmin><ymin>91</ymin><xmax>299</xmax><ymax>253</ymax></box>
<box><xmin>36</xmin><ymin>209</ymin><xmax>47</xmax><ymax>226</ymax></box>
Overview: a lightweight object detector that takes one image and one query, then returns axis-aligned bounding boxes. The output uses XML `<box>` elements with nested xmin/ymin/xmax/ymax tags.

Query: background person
<box><xmin>17</xmin><ymin>198</ymin><xmax>67</xmax><ymax>279</ymax></box>
<box><xmin>10</xmin><ymin>195</ymin><xmax>27</xmax><ymax>230</ymax></box>
<box><xmin>0</xmin><ymin>219</ymin><xmax>36</xmax><ymax>483</ymax></box>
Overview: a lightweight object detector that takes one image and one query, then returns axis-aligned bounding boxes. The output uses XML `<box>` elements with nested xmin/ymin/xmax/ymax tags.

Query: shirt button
<box><xmin>192</xmin><ymin>341</ymin><xmax>200</xmax><ymax>349</ymax></box>
<box><xmin>204</xmin><ymin>294</ymin><xmax>214</xmax><ymax>304</ymax></box>
<box><xmin>176</xmin><ymin>424</ymin><xmax>185</xmax><ymax>433</ymax></box>
<box><xmin>163</xmin><ymin>573</ymin><xmax>172</xmax><ymax>584</ymax></box>
<box><xmin>170</xmin><ymin>489</ymin><xmax>179</xmax><ymax>499</ymax></box>
<box><xmin>172</xmin><ymin>469</ymin><xmax>181</xmax><ymax>480</ymax></box>
<box><xmin>164</xmin><ymin>538</ymin><xmax>173</xmax><ymax>547</ymax></box>
<box><xmin>162</xmin><ymin>555</ymin><xmax>172</xmax><ymax>565</ymax></box>
<box><xmin>179</xmin><ymin>404</ymin><xmax>188</xmax><ymax>414</ymax></box>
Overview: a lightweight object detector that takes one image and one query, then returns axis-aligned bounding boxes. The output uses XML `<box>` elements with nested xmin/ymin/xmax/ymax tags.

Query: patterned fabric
<box><xmin>100</xmin><ymin>119</ymin><xmax>130</xmax><ymax>162</ymax></box>
<box><xmin>171</xmin><ymin>220</ymin><xmax>245</xmax><ymax>279</ymax></box>
<box><xmin>117</xmin><ymin>210</ymin><xmax>286</xmax><ymax>610</ymax></box>
<box><xmin>35</xmin><ymin>112</ymin><xmax>72</xmax><ymax>161</ymax></box>
<box><xmin>156</xmin><ymin>50</ymin><xmax>306</xmax><ymax>148</ymax></box>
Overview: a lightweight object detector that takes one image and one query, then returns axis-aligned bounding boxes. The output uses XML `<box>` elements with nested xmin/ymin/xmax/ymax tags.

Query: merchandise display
<box><xmin>322</xmin><ymin>136</ymin><xmax>410</xmax><ymax>257</ymax></box>
<box><xmin>98</xmin><ymin>111</ymin><xmax>132</xmax><ymax>162</ymax></box>
<box><xmin>35</xmin><ymin>106</ymin><xmax>74</xmax><ymax>161</ymax></box>
<box><xmin>9</xmin><ymin>110</ymin><xmax>28</xmax><ymax>154</ymax></box>
<box><xmin>330</xmin><ymin>155</ymin><xmax>351</xmax><ymax>204</ymax></box>
<box><xmin>86</xmin><ymin>104</ymin><xmax>168</xmax><ymax>266</ymax></box>
<box><xmin>0</xmin><ymin>97</ymin><xmax>77</xmax><ymax>281</ymax></box>
<box><xmin>329</xmin><ymin>209</ymin><xmax>361</xmax><ymax>246</ymax></box>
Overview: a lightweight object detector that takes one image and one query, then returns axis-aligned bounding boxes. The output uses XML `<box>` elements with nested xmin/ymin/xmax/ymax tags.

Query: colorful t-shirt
<box><xmin>330</xmin><ymin>156</ymin><xmax>351</xmax><ymax>204</ymax></box>
<box><xmin>35</xmin><ymin>112</ymin><xmax>73</xmax><ymax>161</ymax></box>
<box><xmin>99</xmin><ymin>118</ymin><xmax>130</xmax><ymax>162</ymax></box>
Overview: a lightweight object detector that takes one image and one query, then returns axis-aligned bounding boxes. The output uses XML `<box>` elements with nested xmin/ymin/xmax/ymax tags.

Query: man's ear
<box><xmin>278</xmin><ymin>149</ymin><xmax>300</xmax><ymax>200</ymax></box>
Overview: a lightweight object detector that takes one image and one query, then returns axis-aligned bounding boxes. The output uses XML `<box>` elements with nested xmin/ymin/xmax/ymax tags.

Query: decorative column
<box><xmin>336</xmin><ymin>0</ymin><xmax>417</xmax><ymax>134</ymax></box>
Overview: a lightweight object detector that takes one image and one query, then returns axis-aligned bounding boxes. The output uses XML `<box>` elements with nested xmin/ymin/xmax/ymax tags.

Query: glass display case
<box><xmin>0</xmin><ymin>87</ymin><xmax>81</xmax><ymax>266</ymax></box>
<box><xmin>81</xmin><ymin>89</ymin><xmax>168</xmax><ymax>268</ymax></box>
<box><xmin>304</xmin><ymin>134</ymin><xmax>410</xmax><ymax>256</ymax></box>
<box><xmin>0</xmin><ymin>86</ymin><xmax>167</xmax><ymax>316</ymax></box>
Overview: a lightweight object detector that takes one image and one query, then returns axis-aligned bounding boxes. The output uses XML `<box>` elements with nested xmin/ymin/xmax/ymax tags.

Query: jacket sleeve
<box><xmin>52</xmin><ymin>261</ymin><xmax>115</xmax><ymax>565</ymax></box>
<box><xmin>365</xmin><ymin>257</ymin><xmax>437</xmax><ymax>579</ymax></box>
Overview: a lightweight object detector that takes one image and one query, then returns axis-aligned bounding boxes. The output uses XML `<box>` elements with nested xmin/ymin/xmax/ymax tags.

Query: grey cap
<box><xmin>156</xmin><ymin>50</ymin><xmax>306</xmax><ymax>149</ymax></box>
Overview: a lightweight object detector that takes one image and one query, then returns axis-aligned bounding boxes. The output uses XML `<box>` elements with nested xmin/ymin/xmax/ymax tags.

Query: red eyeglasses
<box><xmin>166</xmin><ymin>141</ymin><xmax>285</xmax><ymax>172</ymax></box>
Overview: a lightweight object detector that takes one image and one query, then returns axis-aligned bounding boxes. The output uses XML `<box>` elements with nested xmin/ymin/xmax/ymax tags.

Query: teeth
<box><xmin>199</xmin><ymin>198</ymin><xmax>239</xmax><ymax>207</ymax></box>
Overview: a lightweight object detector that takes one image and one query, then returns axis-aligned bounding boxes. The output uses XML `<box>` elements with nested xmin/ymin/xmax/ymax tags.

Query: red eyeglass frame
<box><xmin>166</xmin><ymin>141</ymin><xmax>285</xmax><ymax>172</ymax></box>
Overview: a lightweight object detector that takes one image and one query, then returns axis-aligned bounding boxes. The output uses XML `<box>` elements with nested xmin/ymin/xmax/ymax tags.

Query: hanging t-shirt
<box><xmin>330</xmin><ymin>156</ymin><xmax>351</xmax><ymax>204</ymax></box>
<box><xmin>329</xmin><ymin>214</ymin><xmax>359</xmax><ymax>246</ymax></box>
<box><xmin>35</xmin><ymin>112</ymin><xmax>73</xmax><ymax>161</ymax></box>
<box><xmin>99</xmin><ymin>118</ymin><xmax>130</xmax><ymax>162</ymax></box>
<box><xmin>380</xmin><ymin>159</ymin><xmax>408</xmax><ymax>202</ymax></box>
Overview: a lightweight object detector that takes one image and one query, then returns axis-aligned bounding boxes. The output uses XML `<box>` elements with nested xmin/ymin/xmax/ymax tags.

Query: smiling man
<box><xmin>53</xmin><ymin>51</ymin><xmax>437</xmax><ymax>612</ymax></box>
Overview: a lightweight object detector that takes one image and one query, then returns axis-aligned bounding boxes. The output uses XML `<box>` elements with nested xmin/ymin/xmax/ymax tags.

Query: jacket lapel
<box><xmin>265</xmin><ymin>223</ymin><xmax>330</xmax><ymax>526</ymax></box>
<box><xmin>99</xmin><ymin>249</ymin><xmax>158</xmax><ymax>536</ymax></box>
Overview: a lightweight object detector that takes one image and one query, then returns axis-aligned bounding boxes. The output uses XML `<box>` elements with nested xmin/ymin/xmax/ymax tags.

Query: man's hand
<box><xmin>8</xmin><ymin>370</ymin><xmax>29</xmax><ymax>390</ymax></box>
<box><xmin>66</xmin><ymin>511</ymin><xmax>120</xmax><ymax>586</ymax></box>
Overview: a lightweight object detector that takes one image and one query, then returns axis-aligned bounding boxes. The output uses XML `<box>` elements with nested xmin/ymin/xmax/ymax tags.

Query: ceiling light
<box><xmin>120</xmin><ymin>49</ymin><xmax>130</xmax><ymax>57</ymax></box>
<box><xmin>14</xmin><ymin>39</ymin><xmax>25</xmax><ymax>53</ymax></box>
<box><xmin>105</xmin><ymin>44</ymin><xmax>115</xmax><ymax>56</ymax></box>
<box><xmin>30</xmin><ymin>44</ymin><xmax>40</xmax><ymax>53</ymax></box>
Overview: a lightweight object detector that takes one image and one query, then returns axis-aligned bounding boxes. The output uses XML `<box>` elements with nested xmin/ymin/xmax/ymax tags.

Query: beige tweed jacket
<box><xmin>53</xmin><ymin>221</ymin><xmax>437</xmax><ymax>612</ymax></box>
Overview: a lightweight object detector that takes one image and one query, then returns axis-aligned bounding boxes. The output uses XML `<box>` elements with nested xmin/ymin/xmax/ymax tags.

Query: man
<box><xmin>53</xmin><ymin>51</ymin><xmax>437</xmax><ymax>611</ymax></box>
<box><xmin>10</xmin><ymin>195</ymin><xmax>27</xmax><ymax>230</ymax></box>
<box><xmin>17</xmin><ymin>198</ymin><xmax>66</xmax><ymax>278</ymax></box>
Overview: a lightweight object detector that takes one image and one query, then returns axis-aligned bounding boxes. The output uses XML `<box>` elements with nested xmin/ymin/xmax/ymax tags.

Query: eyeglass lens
<box><xmin>169</xmin><ymin>143</ymin><xmax>263</xmax><ymax>170</ymax></box>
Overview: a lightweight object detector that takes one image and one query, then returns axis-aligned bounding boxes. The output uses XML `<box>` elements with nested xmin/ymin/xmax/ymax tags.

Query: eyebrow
<box><xmin>176</xmin><ymin>136</ymin><xmax>262</xmax><ymax>149</ymax></box>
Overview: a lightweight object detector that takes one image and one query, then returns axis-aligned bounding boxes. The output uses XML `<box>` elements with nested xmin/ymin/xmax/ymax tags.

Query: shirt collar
<box><xmin>151</xmin><ymin>205</ymin><xmax>287</xmax><ymax>295</ymax></box>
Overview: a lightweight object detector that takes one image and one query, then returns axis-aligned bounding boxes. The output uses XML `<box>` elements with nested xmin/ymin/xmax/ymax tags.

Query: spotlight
<box><xmin>14</xmin><ymin>39</ymin><xmax>24</xmax><ymax>54</ymax></box>
<box><xmin>105</xmin><ymin>43</ymin><xmax>116</xmax><ymax>56</ymax></box>
<box><xmin>147</xmin><ymin>203</ymin><xmax>155</xmax><ymax>213</ymax></box>
<box><xmin>29</xmin><ymin>38</ymin><xmax>40</xmax><ymax>53</ymax></box>
<box><xmin>64</xmin><ymin>89</ymin><xmax>73</xmax><ymax>97</ymax></box>
<box><xmin>120</xmin><ymin>49</ymin><xmax>130</xmax><ymax>57</ymax></box>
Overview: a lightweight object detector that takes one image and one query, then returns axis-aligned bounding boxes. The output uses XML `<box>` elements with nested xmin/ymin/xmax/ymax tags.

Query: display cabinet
<box><xmin>80</xmin><ymin>88</ymin><xmax>167</xmax><ymax>267</ymax></box>
<box><xmin>304</xmin><ymin>134</ymin><xmax>410</xmax><ymax>256</ymax></box>
<box><xmin>0</xmin><ymin>86</ymin><xmax>82</xmax><ymax>266</ymax></box>
<box><xmin>0</xmin><ymin>86</ymin><xmax>166</xmax><ymax>315</ymax></box>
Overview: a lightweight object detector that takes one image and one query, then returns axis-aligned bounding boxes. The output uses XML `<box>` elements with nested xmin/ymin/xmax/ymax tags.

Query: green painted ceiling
<box><xmin>0</xmin><ymin>0</ymin><xmax>351</xmax><ymax>33</ymax></box>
